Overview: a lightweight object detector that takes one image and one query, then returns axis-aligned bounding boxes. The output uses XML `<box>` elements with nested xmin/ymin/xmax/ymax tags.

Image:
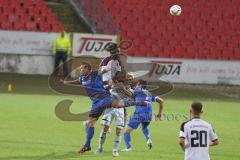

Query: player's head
<box><xmin>137</xmin><ymin>79</ymin><xmax>147</xmax><ymax>89</ymax></box>
<box><xmin>112</xmin><ymin>71</ymin><xmax>126</xmax><ymax>83</ymax></box>
<box><xmin>126</xmin><ymin>72</ymin><xmax>134</xmax><ymax>85</ymax></box>
<box><xmin>80</xmin><ymin>62</ymin><xmax>92</xmax><ymax>75</ymax></box>
<box><xmin>190</xmin><ymin>101</ymin><xmax>203</xmax><ymax>116</ymax></box>
<box><xmin>105</xmin><ymin>43</ymin><xmax>119</xmax><ymax>55</ymax></box>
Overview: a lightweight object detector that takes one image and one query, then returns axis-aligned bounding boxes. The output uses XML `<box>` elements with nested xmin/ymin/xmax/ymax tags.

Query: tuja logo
<box><xmin>79</xmin><ymin>38</ymin><xmax>132</xmax><ymax>54</ymax></box>
<box><xmin>79</xmin><ymin>37</ymin><xmax>112</xmax><ymax>53</ymax></box>
<box><xmin>149</xmin><ymin>61</ymin><xmax>182</xmax><ymax>77</ymax></box>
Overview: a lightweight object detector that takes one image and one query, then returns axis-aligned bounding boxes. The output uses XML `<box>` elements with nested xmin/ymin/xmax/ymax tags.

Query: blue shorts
<box><xmin>128</xmin><ymin>112</ymin><xmax>152</xmax><ymax>129</ymax></box>
<box><xmin>89</xmin><ymin>96</ymin><xmax>112</xmax><ymax>118</ymax></box>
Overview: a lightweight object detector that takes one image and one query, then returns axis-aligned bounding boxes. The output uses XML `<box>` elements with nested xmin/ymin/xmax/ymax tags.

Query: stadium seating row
<box><xmin>82</xmin><ymin>0</ymin><xmax>239</xmax><ymax>60</ymax></box>
<box><xmin>0</xmin><ymin>0</ymin><xmax>63</xmax><ymax>32</ymax></box>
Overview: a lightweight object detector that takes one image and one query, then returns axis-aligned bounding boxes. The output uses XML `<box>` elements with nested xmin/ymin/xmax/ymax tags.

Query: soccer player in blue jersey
<box><xmin>62</xmin><ymin>62</ymin><xmax>147</xmax><ymax>154</ymax></box>
<box><xmin>122</xmin><ymin>79</ymin><xmax>164</xmax><ymax>151</ymax></box>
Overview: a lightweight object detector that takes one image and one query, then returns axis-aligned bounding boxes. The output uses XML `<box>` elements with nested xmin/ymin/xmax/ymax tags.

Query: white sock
<box><xmin>114</xmin><ymin>135</ymin><xmax>121</xmax><ymax>150</ymax></box>
<box><xmin>99</xmin><ymin>131</ymin><xmax>107</xmax><ymax>149</ymax></box>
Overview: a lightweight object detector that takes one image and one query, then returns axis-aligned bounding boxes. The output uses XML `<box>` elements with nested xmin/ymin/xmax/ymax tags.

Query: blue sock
<box><xmin>84</xmin><ymin>127</ymin><xmax>94</xmax><ymax>147</ymax></box>
<box><xmin>142</xmin><ymin>127</ymin><xmax>150</xmax><ymax>141</ymax></box>
<box><xmin>124</xmin><ymin>132</ymin><xmax>131</xmax><ymax>149</ymax></box>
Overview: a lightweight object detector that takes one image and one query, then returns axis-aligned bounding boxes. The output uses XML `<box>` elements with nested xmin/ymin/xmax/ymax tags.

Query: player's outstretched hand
<box><xmin>155</xmin><ymin>113</ymin><xmax>162</xmax><ymax>121</ymax></box>
<box><xmin>116</xmin><ymin>82</ymin><xmax>124</xmax><ymax>89</ymax></box>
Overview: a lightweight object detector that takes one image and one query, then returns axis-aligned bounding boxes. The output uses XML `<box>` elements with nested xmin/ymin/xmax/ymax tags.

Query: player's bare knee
<box><xmin>103</xmin><ymin>125</ymin><xmax>109</xmax><ymax>132</ymax></box>
<box><xmin>125</xmin><ymin>127</ymin><xmax>132</xmax><ymax>133</ymax></box>
<box><xmin>116</xmin><ymin>127</ymin><xmax>122</xmax><ymax>135</ymax></box>
<box><xmin>87</xmin><ymin>118</ymin><xmax>96</xmax><ymax>127</ymax></box>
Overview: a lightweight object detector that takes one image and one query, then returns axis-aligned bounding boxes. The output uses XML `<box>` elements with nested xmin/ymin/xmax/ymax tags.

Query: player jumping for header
<box><xmin>62</xmin><ymin>62</ymin><xmax>147</xmax><ymax>154</ymax></box>
<box><xmin>95</xmin><ymin>71</ymin><xmax>134</xmax><ymax>157</ymax></box>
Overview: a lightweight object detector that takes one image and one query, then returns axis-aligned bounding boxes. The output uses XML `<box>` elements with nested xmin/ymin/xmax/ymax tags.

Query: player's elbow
<box><xmin>210</xmin><ymin>139</ymin><xmax>219</xmax><ymax>146</ymax></box>
<box><xmin>214</xmin><ymin>140</ymin><xmax>219</xmax><ymax>146</ymax></box>
<box><xmin>178</xmin><ymin>139</ymin><xmax>184</xmax><ymax>146</ymax></box>
<box><xmin>178</xmin><ymin>141</ymin><xmax>183</xmax><ymax>146</ymax></box>
<box><xmin>157</xmin><ymin>98</ymin><xmax>164</xmax><ymax>105</ymax></box>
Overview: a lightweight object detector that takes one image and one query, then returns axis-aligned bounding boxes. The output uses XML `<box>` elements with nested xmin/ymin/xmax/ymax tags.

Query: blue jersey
<box><xmin>79</xmin><ymin>70</ymin><xmax>109</xmax><ymax>101</ymax></box>
<box><xmin>133</xmin><ymin>87</ymin><xmax>157</xmax><ymax>114</ymax></box>
<box><xmin>128</xmin><ymin>87</ymin><xmax>157</xmax><ymax>128</ymax></box>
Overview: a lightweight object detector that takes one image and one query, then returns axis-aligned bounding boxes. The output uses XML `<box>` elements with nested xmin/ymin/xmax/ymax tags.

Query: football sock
<box><xmin>124</xmin><ymin>132</ymin><xmax>131</xmax><ymax>149</ymax></box>
<box><xmin>99</xmin><ymin>130</ymin><xmax>107</xmax><ymax>149</ymax></box>
<box><xmin>142</xmin><ymin>127</ymin><xmax>150</xmax><ymax>141</ymax></box>
<box><xmin>84</xmin><ymin>127</ymin><xmax>94</xmax><ymax>148</ymax></box>
<box><xmin>114</xmin><ymin>135</ymin><xmax>121</xmax><ymax>150</ymax></box>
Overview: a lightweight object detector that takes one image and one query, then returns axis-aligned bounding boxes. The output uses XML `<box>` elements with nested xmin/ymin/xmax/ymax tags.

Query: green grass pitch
<box><xmin>0</xmin><ymin>73</ymin><xmax>240</xmax><ymax>159</ymax></box>
<box><xmin>0</xmin><ymin>94</ymin><xmax>240</xmax><ymax>160</ymax></box>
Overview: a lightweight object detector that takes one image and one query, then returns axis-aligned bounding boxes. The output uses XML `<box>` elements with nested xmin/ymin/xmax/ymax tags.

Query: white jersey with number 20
<box><xmin>179</xmin><ymin>118</ymin><xmax>218</xmax><ymax>160</ymax></box>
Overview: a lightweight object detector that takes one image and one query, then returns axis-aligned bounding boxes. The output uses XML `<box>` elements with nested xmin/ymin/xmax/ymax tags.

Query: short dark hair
<box><xmin>191</xmin><ymin>101</ymin><xmax>203</xmax><ymax>114</ymax></box>
<box><xmin>81</xmin><ymin>62</ymin><xmax>92</xmax><ymax>70</ymax></box>
<box><xmin>138</xmin><ymin>79</ymin><xmax>147</xmax><ymax>89</ymax></box>
<box><xmin>105</xmin><ymin>43</ymin><xmax>119</xmax><ymax>55</ymax></box>
<box><xmin>112</xmin><ymin>71</ymin><xmax>126</xmax><ymax>82</ymax></box>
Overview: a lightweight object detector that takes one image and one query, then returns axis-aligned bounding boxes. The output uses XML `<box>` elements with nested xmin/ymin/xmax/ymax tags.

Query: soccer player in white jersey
<box><xmin>179</xmin><ymin>101</ymin><xmax>219</xmax><ymax>160</ymax></box>
<box><xmin>95</xmin><ymin>71</ymin><xmax>133</xmax><ymax>157</ymax></box>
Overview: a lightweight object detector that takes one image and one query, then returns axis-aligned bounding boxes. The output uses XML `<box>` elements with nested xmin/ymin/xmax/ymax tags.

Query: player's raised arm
<box><xmin>62</xmin><ymin>79</ymin><xmax>80</xmax><ymax>85</ymax></box>
<box><xmin>116</xmin><ymin>82</ymin><xmax>133</xmax><ymax>97</ymax></box>
<box><xmin>101</xmin><ymin>66</ymin><xmax>111</xmax><ymax>74</ymax></box>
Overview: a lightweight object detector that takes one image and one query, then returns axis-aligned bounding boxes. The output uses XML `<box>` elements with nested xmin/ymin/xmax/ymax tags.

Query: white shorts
<box><xmin>101</xmin><ymin>107</ymin><xmax>125</xmax><ymax>129</ymax></box>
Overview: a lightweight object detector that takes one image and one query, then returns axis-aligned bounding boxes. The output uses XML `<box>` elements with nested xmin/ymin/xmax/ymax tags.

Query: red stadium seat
<box><xmin>14</xmin><ymin>22</ymin><xmax>25</xmax><ymax>31</ymax></box>
<box><xmin>1</xmin><ymin>22</ymin><xmax>12</xmax><ymax>30</ymax></box>
<box><xmin>0</xmin><ymin>0</ymin><xmax>63</xmax><ymax>32</ymax></box>
<box><xmin>99</xmin><ymin>0</ymin><xmax>239</xmax><ymax>60</ymax></box>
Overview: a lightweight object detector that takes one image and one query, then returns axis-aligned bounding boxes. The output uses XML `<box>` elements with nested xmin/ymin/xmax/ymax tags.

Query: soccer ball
<box><xmin>170</xmin><ymin>5</ymin><xmax>182</xmax><ymax>16</ymax></box>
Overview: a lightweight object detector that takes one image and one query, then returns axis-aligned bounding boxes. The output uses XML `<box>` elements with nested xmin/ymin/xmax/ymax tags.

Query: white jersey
<box><xmin>179</xmin><ymin>118</ymin><xmax>218</xmax><ymax>160</ymax></box>
<box><xmin>101</xmin><ymin>60</ymin><xmax>121</xmax><ymax>82</ymax></box>
<box><xmin>101</xmin><ymin>83</ymin><xmax>132</xmax><ymax>129</ymax></box>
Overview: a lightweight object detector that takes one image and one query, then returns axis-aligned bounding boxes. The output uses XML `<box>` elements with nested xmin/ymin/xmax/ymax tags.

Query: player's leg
<box><xmin>112</xmin><ymin>127</ymin><xmax>122</xmax><ymax>157</ymax></box>
<box><xmin>77</xmin><ymin>116</ymin><xmax>97</xmax><ymax>154</ymax></box>
<box><xmin>77</xmin><ymin>102</ymin><xmax>106</xmax><ymax>154</ymax></box>
<box><xmin>95</xmin><ymin>109</ymin><xmax>112</xmax><ymax>154</ymax></box>
<box><xmin>141</xmin><ymin>122</ymin><xmax>152</xmax><ymax>149</ymax></box>
<box><xmin>112</xmin><ymin>108</ymin><xmax>124</xmax><ymax>156</ymax></box>
<box><xmin>95</xmin><ymin>124</ymin><xmax>109</xmax><ymax>154</ymax></box>
<box><xmin>122</xmin><ymin>115</ymin><xmax>140</xmax><ymax>151</ymax></box>
<box><xmin>122</xmin><ymin>126</ymin><xmax>133</xmax><ymax>151</ymax></box>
